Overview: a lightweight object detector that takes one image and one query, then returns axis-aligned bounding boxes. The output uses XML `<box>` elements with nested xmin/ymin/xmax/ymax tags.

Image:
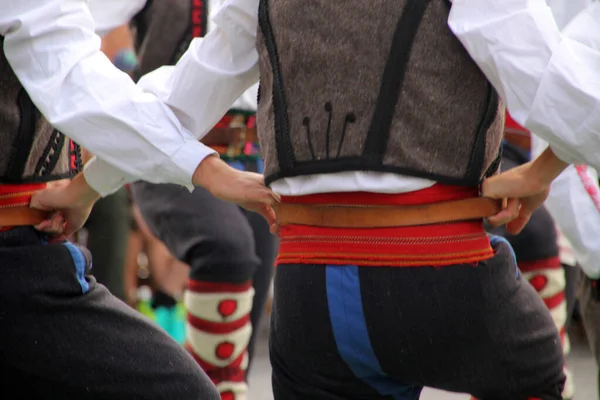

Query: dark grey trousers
<box><xmin>131</xmin><ymin>180</ymin><xmax>277</xmax><ymax>366</ymax></box>
<box><xmin>270</xmin><ymin>239</ymin><xmax>565</xmax><ymax>400</ymax></box>
<box><xmin>0</xmin><ymin>227</ymin><xmax>219</xmax><ymax>400</ymax></box>
<box><xmin>84</xmin><ymin>187</ymin><xmax>130</xmax><ymax>301</ymax></box>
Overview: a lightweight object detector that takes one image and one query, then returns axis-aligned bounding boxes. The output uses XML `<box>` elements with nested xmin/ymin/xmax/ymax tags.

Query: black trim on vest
<box><xmin>264</xmin><ymin>156</ymin><xmax>493</xmax><ymax>187</ymax></box>
<box><xmin>484</xmin><ymin>148</ymin><xmax>502</xmax><ymax>179</ymax></box>
<box><xmin>71</xmin><ymin>141</ymin><xmax>83</xmax><ymax>173</ymax></box>
<box><xmin>465</xmin><ymin>84</ymin><xmax>499</xmax><ymax>184</ymax></box>
<box><xmin>259</xmin><ymin>0</ymin><xmax>295</xmax><ymax>174</ymax></box>
<box><xmin>34</xmin><ymin>130</ymin><xmax>66</xmax><ymax>177</ymax></box>
<box><xmin>256</xmin><ymin>81</ymin><xmax>261</xmax><ymax>106</ymax></box>
<box><xmin>362</xmin><ymin>0</ymin><xmax>430</xmax><ymax>164</ymax></box>
<box><xmin>4</xmin><ymin>88</ymin><xmax>38</xmax><ymax>181</ymax></box>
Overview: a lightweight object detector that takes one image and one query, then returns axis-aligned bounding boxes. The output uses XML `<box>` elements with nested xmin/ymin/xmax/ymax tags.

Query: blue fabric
<box><xmin>63</xmin><ymin>242</ymin><xmax>90</xmax><ymax>294</ymax></box>
<box><xmin>113</xmin><ymin>50</ymin><xmax>138</xmax><ymax>72</ymax></box>
<box><xmin>326</xmin><ymin>265</ymin><xmax>422</xmax><ymax>400</ymax></box>
<box><xmin>489</xmin><ymin>235</ymin><xmax>520</xmax><ymax>279</ymax></box>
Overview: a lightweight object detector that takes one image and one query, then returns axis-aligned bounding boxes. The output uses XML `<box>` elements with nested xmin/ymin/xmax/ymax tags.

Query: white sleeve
<box><xmin>0</xmin><ymin>0</ymin><xmax>216</xmax><ymax>196</ymax></box>
<box><xmin>230</xmin><ymin>83</ymin><xmax>259</xmax><ymax>112</ymax></box>
<box><xmin>531</xmin><ymin>135</ymin><xmax>600</xmax><ymax>278</ymax></box>
<box><xmin>137</xmin><ymin>0</ymin><xmax>260</xmax><ymax>138</ymax></box>
<box><xmin>545</xmin><ymin>0</ymin><xmax>593</xmax><ymax>29</ymax></box>
<box><xmin>449</xmin><ymin>1</ymin><xmax>600</xmax><ymax>170</ymax></box>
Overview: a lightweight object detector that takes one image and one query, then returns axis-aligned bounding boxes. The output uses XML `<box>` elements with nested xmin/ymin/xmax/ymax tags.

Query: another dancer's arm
<box><xmin>76</xmin><ymin>0</ymin><xmax>261</xmax><ymax>197</ymax></box>
<box><xmin>449</xmin><ymin>0</ymin><xmax>600</xmax><ymax>168</ymax></box>
<box><xmin>2</xmin><ymin>0</ymin><xmax>273</xmax><ymax>232</ymax></box>
<box><xmin>450</xmin><ymin>1</ymin><xmax>600</xmax><ymax>169</ymax></box>
<box><xmin>0</xmin><ymin>0</ymin><xmax>258</xmax><ymax>196</ymax></box>
<box><xmin>78</xmin><ymin>0</ymin><xmax>261</xmax><ymax>199</ymax></box>
<box><xmin>449</xmin><ymin>1</ymin><xmax>599</xmax><ymax>232</ymax></box>
<box><xmin>531</xmin><ymin>136</ymin><xmax>600</xmax><ymax>279</ymax></box>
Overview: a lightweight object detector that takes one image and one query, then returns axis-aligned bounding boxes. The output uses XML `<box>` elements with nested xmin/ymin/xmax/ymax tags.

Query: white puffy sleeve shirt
<box><xmin>0</xmin><ymin>0</ymin><xmax>228</xmax><ymax>196</ymax></box>
<box><xmin>449</xmin><ymin>0</ymin><xmax>600</xmax><ymax>170</ymax></box>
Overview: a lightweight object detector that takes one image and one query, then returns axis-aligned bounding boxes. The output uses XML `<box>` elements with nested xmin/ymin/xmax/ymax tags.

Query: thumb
<box><xmin>30</xmin><ymin>188</ymin><xmax>64</xmax><ymax>211</ymax></box>
<box><xmin>30</xmin><ymin>190</ymin><xmax>53</xmax><ymax>211</ymax></box>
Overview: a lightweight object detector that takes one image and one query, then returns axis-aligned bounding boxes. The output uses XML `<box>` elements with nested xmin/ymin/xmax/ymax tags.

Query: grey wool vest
<box><xmin>132</xmin><ymin>0</ymin><xmax>207</xmax><ymax>78</ymax></box>
<box><xmin>256</xmin><ymin>0</ymin><xmax>505</xmax><ymax>186</ymax></box>
<box><xmin>0</xmin><ymin>37</ymin><xmax>81</xmax><ymax>184</ymax></box>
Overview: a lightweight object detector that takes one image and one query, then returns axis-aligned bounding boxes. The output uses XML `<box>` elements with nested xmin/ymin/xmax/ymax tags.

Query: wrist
<box><xmin>191</xmin><ymin>155</ymin><xmax>228</xmax><ymax>190</ymax></box>
<box><xmin>530</xmin><ymin>147</ymin><xmax>569</xmax><ymax>185</ymax></box>
<box><xmin>70</xmin><ymin>173</ymin><xmax>101</xmax><ymax>207</ymax></box>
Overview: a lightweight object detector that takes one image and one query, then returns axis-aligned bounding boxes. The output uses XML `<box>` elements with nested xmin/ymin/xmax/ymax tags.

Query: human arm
<box><xmin>449</xmin><ymin>1</ymin><xmax>600</xmax><ymax>170</ymax></box>
<box><xmin>531</xmin><ymin>135</ymin><xmax>600</xmax><ymax>279</ymax></box>
<box><xmin>0</xmin><ymin>0</ymin><xmax>215</xmax><ymax>195</ymax></box>
<box><xmin>32</xmin><ymin>155</ymin><xmax>279</xmax><ymax>235</ymax></box>
<box><xmin>9</xmin><ymin>0</ymin><xmax>272</xmax><ymax>232</ymax></box>
<box><xmin>482</xmin><ymin>146</ymin><xmax>568</xmax><ymax>234</ymax></box>
<box><xmin>83</xmin><ymin>0</ymin><xmax>261</xmax><ymax>195</ymax></box>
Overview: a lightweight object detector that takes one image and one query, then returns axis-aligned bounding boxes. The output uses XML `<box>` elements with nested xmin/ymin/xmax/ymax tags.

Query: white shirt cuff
<box><xmin>84</xmin><ymin>141</ymin><xmax>217</xmax><ymax>197</ymax></box>
<box><xmin>83</xmin><ymin>156</ymin><xmax>132</xmax><ymax>197</ymax></box>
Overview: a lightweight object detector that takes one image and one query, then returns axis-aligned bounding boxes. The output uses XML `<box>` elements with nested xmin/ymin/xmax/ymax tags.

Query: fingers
<box><xmin>63</xmin><ymin>221</ymin><xmax>80</xmax><ymax>236</ymax></box>
<box><xmin>271</xmin><ymin>191</ymin><xmax>281</xmax><ymax>203</ymax></box>
<box><xmin>506</xmin><ymin>215</ymin><xmax>531</xmax><ymax>235</ymax></box>
<box><xmin>486</xmin><ymin>198</ymin><xmax>520</xmax><ymax>227</ymax></box>
<box><xmin>34</xmin><ymin>212</ymin><xmax>66</xmax><ymax>235</ymax></box>
<box><xmin>270</xmin><ymin>223</ymin><xmax>280</xmax><ymax>237</ymax></box>
<box><xmin>256</xmin><ymin>204</ymin><xmax>278</xmax><ymax>228</ymax></box>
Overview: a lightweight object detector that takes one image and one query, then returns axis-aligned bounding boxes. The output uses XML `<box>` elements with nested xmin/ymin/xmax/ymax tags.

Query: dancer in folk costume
<box><xmin>0</xmin><ymin>0</ymin><xmax>275</xmax><ymax>398</ymax></box>
<box><xmin>36</xmin><ymin>0</ymin><xmax>600</xmax><ymax>399</ymax></box>
<box><xmin>127</xmin><ymin>1</ymin><xmax>277</xmax><ymax>397</ymax></box>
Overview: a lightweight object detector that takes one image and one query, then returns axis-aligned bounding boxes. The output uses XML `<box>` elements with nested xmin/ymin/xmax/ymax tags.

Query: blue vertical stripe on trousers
<box><xmin>325</xmin><ymin>265</ymin><xmax>422</xmax><ymax>400</ymax></box>
<box><xmin>63</xmin><ymin>242</ymin><xmax>90</xmax><ymax>294</ymax></box>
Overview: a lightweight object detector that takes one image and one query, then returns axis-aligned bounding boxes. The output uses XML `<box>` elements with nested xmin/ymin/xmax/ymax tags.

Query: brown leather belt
<box><xmin>273</xmin><ymin>197</ymin><xmax>503</xmax><ymax>228</ymax></box>
<box><xmin>0</xmin><ymin>207</ymin><xmax>50</xmax><ymax>227</ymax></box>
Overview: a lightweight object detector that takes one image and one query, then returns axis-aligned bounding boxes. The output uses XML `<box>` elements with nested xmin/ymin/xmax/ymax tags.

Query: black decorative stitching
<box><xmin>71</xmin><ymin>141</ymin><xmax>83</xmax><ymax>173</ymax></box>
<box><xmin>336</xmin><ymin>112</ymin><xmax>356</xmax><ymax>158</ymax></box>
<box><xmin>41</xmin><ymin>132</ymin><xmax>66</xmax><ymax>176</ymax></box>
<box><xmin>324</xmin><ymin>102</ymin><xmax>332</xmax><ymax>159</ymax></box>
<box><xmin>34</xmin><ymin>130</ymin><xmax>65</xmax><ymax>177</ymax></box>
<box><xmin>302</xmin><ymin>117</ymin><xmax>316</xmax><ymax>160</ymax></box>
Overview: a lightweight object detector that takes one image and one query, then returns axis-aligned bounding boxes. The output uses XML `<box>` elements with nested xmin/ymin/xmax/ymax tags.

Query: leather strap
<box><xmin>273</xmin><ymin>197</ymin><xmax>503</xmax><ymax>228</ymax></box>
<box><xmin>0</xmin><ymin>206</ymin><xmax>50</xmax><ymax>227</ymax></box>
